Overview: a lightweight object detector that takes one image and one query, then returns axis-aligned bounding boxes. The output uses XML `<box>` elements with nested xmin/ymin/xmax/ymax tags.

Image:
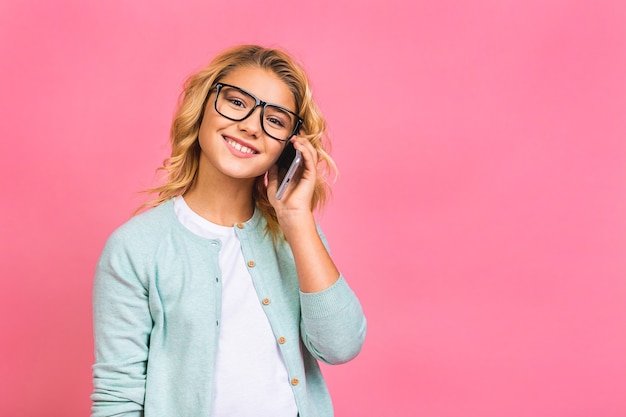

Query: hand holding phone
<box><xmin>275</xmin><ymin>141</ymin><xmax>303</xmax><ymax>200</ymax></box>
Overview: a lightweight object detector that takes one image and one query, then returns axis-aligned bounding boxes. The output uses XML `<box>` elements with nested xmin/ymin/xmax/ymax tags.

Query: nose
<box><xmin>237</xmin><ymin>105</ymin><xmax>263</xmax><ymax>138</ymax></box>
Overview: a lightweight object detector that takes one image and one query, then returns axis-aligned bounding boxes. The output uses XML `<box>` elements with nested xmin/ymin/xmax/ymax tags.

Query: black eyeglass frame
<box><xmin>212</xmin><ymin>82</ymin><xmax>303</xmax><ymax>142</ymax></box>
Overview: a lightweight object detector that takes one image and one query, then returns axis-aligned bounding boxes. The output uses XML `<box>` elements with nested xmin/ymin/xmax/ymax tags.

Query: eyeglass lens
<box><xmin>216</xmin><ymin>85</ymin><xmax>297</xmax><ymax>141</ymax></box>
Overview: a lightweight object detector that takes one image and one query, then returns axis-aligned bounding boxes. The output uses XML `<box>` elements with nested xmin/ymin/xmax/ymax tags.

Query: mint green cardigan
<box><xmin>91</xmin><ymin>199</ymin><xmax>366</xmax><ymax>417</ymax></box>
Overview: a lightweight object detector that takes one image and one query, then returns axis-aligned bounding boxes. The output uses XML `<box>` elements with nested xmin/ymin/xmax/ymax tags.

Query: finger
<box><xmin>267</xmin><ymin>164</ymin><xmax>279</xmax><ymax>195</ymax></box>
<box><xmin>293</xmin><ymin>136</ymin><xmax>316</xmax><ymax>159</ymax></box>
<box><xmin>292</xmin><ymin>137</ymin><xmax>318</xmax><ymax>172</ymax></box>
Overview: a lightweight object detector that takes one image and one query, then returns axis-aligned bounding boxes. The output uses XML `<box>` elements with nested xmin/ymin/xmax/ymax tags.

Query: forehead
<box><xmin>219</xmin><ymin>66</ymin><xmax>296</xmax><ymax>111</ymax></box>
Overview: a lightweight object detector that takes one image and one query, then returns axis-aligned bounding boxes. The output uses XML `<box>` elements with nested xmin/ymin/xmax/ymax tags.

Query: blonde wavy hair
<box><xmin>140</xmin><ymin>44</ymin><xmax>336</xmax><ymax>238</ymax></box>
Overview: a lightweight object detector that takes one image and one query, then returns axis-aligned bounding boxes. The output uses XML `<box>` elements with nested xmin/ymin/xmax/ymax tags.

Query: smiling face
<box><xmin>196</xmin><ymin>66</ymin><xmax>296</xmax><ymax>184</ymax></box>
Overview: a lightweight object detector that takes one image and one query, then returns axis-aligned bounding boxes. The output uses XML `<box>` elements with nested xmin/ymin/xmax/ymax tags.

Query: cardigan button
<box><xmin>278</xmin><ymin>336</ymin><xmax>286</xmax><ymax>344</ymax></box>
<box><xmin>291</xmin><ymin>378</ymin><xmax>299</xmax><ymax>386</ymax></box>
<box><xmin>262</xmin><ymin>298</ymin><xmax>270</xmax><ymax>305</ymax></box>
<box><xmin>247</xmin><ymin>260</ymin><xmax>256</xmax><ymax>268</ymax></box>
<box><xmin>237</xmin><ymin>223</ymin><xmax>244</xmax><ymax>229</ymax></box>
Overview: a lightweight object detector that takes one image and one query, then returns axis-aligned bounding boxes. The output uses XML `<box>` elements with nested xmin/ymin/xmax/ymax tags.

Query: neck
<box><xmin>183</xmin><ymin>166</ymin><xmax>257</xmax><ymax>227</ymax></box>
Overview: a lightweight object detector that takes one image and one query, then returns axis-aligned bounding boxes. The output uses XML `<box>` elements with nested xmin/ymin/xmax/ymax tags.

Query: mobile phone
<box><xmin>275</xmin><ymin>141</ymin><xmax>303</xmax><ymax>200</ymax></box>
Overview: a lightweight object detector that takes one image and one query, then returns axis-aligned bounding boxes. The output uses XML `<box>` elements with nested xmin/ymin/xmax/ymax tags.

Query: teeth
<box><xmin>226</xmin><ymin>138</ymin><xmax>255</xmax><ymax>154</ymax></box>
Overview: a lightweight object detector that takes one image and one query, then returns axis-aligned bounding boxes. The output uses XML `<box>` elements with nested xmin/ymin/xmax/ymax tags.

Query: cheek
<box><xmin>269</xmin><ymin>142</ymin><xmax>286</xmax><ymax>162</ymax></box>
<box><xmin>197</xmin><ymin>113</ymin><xmax>221</xmax><ymax>143</ymax></box>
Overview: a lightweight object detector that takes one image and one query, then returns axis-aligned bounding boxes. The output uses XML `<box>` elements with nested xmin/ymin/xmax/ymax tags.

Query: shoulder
<box><xmin>101</xmin><ymin>200</ymin><xmax>176</xmax><ymax>258</ymax></box>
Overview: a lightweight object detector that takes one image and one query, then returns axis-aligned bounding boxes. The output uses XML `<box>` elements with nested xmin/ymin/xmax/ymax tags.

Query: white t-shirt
<box><xmin>173</xmin><ymin>196</ymin><xmax>298</xmax><ymax>417</ymax></box>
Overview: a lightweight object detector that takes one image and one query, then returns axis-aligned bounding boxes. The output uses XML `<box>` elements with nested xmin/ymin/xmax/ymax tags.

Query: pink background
<box><xmin>1</xmin><ymin>0</ymin><xmax>625</xmax><ymax>416</ymax></box>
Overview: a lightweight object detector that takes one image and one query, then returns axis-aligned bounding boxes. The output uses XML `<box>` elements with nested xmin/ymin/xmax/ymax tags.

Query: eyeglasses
<box><xmin>212</xmin><ymin>83</ymin><xmax>303</xmax><ymax>142</ymax></box>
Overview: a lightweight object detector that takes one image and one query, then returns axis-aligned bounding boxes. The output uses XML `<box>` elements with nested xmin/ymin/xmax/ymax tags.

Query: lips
<box><xmin>223</xmin><ymin>136</ymin><xmax>258</xmax><ymax>155</ymax></box>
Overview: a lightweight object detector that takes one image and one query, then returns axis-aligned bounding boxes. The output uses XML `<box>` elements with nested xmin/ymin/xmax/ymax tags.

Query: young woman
<box><xmin>91</xmin><ymin>45</ymin><xmax>366</xmax><ymax>417</ymax></box>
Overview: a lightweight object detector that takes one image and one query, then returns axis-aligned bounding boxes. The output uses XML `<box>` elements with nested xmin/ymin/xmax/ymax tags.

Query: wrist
<box><xmin>277</xmin><ymin>210</ymin><xmax>316</xmax><ymax>240</ymax></box>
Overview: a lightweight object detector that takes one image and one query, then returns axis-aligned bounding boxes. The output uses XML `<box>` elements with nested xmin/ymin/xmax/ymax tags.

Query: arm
<box><xmin>299</xmin><ymin>274</ymin><xmax>367</xmax><ymax>364</ymax></box>
<box><xmin>91</xmin><ymin>231</ymin><xmax>151</xmax><ymax>417</ymax></box>
<box><xmin>268</xmin><ymin>137</ymin><xmax>367</xmax><ymax>363</ymax></box>
<box><xmin>267</xmin><ymin>136</ymin><xmax>340</xmax><ymax>293</ymax></box>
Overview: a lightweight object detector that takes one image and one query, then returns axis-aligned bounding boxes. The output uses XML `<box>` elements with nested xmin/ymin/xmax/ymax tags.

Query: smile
<box><xmin>224</xmin><ymin>137</ymin><xmax>258</xmax><ymax>155</ymax></box>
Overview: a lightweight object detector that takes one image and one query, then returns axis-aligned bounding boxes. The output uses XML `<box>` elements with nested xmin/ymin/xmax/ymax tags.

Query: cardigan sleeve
<box><xmin>91</xmin><ymin>230</ymin><xmax>151</xmax><ymax>417</ymax></box>
<box><xmin>298</xmin><ymin>227</ymin><xmax>367</xmax><ymax>364</ymax></box>
<box><xmin>299</xmin><ymin>275</ymin><xmax>367</xmax><ymax>364</ymax></box>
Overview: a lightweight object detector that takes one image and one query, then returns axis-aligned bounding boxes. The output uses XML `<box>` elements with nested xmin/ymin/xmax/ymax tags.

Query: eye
<box><xmin>221</xmin><ymin>88</ymin><xmax>252</xmax><ymax>109</ymax></box>
<box><xmin>266</xmin><ymin>116</ymin><xmax>286</xmax><ymax>128</ymax></box>
<box><xmin>265</xmin><ymin>106</ymin><xmax>294</xmax><ymax>130</ymax></box>
<box><xmin>228</xmin><ymin>98</ymin><xmax>245</xmax><ymax>108</ymax></box>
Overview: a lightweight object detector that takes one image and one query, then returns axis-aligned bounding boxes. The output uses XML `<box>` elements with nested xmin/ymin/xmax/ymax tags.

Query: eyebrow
<box><xmin>222</xmin><ymin>83</ymin><xmax>296</xmax><ymax>114</ymax></box>
<box><xmin>267</xmin><ymin>105</ymin><xmax>294</xmax><ymax>118</ymax></box>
